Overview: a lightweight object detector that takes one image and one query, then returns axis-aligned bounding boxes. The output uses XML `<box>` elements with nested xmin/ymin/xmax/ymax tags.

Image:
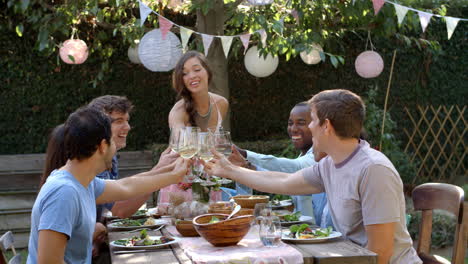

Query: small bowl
<box><xmin>233</xmin><ymin>195</ymin><xmax>269</xmax><ymax>209</ymax></box>
<box><xmin>192</xmin><ymin>213</ymin><xmax>254</xmax><ymax>247</ymax></box>
<box><xmin>175</xmin><ymin>220</ymin><xmax>199</xmax><ymax>237</ymax></box>
<box><xmin>208</xmin><ymin>208</ymin><xmax>254</xmax><ymax>217</ymax></box>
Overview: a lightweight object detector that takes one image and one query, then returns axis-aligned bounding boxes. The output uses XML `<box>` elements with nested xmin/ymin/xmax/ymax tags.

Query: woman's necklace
<box><xmin>196</xmin><ymin>96</ymin><xmax>212</xmax><ymax>119</ymax></box>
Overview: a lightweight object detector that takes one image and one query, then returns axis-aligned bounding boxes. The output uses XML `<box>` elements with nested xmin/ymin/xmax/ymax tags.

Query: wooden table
<box><xmin>108</xmin><ymin>226</ymin><xmax>377</xmax><ymax>264</ymax></box>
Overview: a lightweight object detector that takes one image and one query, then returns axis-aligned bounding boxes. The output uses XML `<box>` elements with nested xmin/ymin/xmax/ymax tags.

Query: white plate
<box><xmin>271</xmin><ymin>200</ymin><xmax>293</xmax><ymax>209</ymax></box>
<box><xmin>280</xmin><ymin>215</ymin><xmax>314</xmax><ymax>225</ymax></box>
<box><xmin>110</xmin><ymin>236</ymin><xmax>180</xmax><ymax>249</ymax></box>
<box><xmin>108</xmin><ymin>218</ymin><xmax>166</xmax><ymax>231</ymax></box>
<box><xmin>281</xmin><ymin>230</ymin><xmax>342</xmax><ymax>243</ymax></box>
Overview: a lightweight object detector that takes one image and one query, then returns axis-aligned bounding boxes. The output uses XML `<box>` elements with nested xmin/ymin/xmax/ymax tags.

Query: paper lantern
<box><xmin>59</xmin><ymin>39</ymin><xmax>88</xmax><ymax>64</ymax></box>
<box><xmin>138</xmin><ymin>29</ymin><xmax>183</xmax><ymax>72</ymax></box>
<box><xmin>244</xmin><ymin>46</ymin><xmax>279</xmax><ymax>78</ymax></box>
<box><xmin>127</xmin><ymin>43</ymin><xmax>141</xmax><ymax>64</ymax></box>
<box><xmin>247</xmin><ymin>0</ymin><xmax>273</xmax><ymax>5</ymax></box>
<box><xmin>300</xmin><ymin>43</ymin><xmax>323</xmax><ymax>65</ymax></box>
<box><xmin>355</xmin><ymin>51</ymin><xmax>384</xmax><ymax>78</ymax></box>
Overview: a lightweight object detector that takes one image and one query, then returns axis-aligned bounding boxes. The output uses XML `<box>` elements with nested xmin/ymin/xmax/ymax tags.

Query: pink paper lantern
<box><xmin>355</xmin><ymin>51</ymin><xmax>384</xmax><ymax>78</ymax></box>
<box><xmin>59</xmin><ymin>39</ymin><xmax>89</xmax><ymax>64</ymax></box>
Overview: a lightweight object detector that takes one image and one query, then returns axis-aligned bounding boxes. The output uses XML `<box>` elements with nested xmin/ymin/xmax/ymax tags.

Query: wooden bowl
<box><xmin>232</xmin><ymin>195</ymin><xmax>269</xmax><ymax>209</ymax></box>
<box><xmin>208</xmin><ymin>208</ymin><xmax>254</xmax><ymax>217</ymax></box>
<box><xmin>175</xmin><ymin>220</ymin><xmax>199</xmax><ymax>237</ymax></box>
<box><xmin>192</xmin><ymin>213</ymin><xmax>254</xmax><ymax>247</ymax></box>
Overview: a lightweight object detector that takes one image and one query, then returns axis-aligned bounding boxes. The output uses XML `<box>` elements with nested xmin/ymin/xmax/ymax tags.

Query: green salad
<box><xmin>113</xmin><ymin>229</ymin><xmax>174</xmax><ymax>247</ymax></box>
<box><xmin>114</xmin><ymin>218</ymin><xmax>147</xmax><ymax>227</ymax></box>
<box><xmin>289</xmin><ymin>224</ymin><xmax>333</xmax><ymax>239</ymax></box>
<box><xmin>281</xmin><ymin>211</ymin><xmax>301</xmax><ymax>222</ymax></box>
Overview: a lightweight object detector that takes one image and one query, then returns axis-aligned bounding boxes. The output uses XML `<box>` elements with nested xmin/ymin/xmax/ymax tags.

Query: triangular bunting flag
<box><xmin>394</xmin><ymin>4</ymin><xmax>409</xmax><ymax>25</ymax></box>
<box><xmin>202</xmin><ymin>34</ymin><xmax>214</xmax><ymax>56</ymax></box>
<box><xmin>418</xmin><ymin>11</ymin><xmax>433</xmax><ymax>32</ymax></box>
<box><xmin>372</xmin><ymin>0</ymin><xmax>385</xmax><ymax>15</ymax></box>
<box><xmin>258</xmin><ymin>29</ymin><xmax>267</xmax><ymax>47</ymax></box>
<box><xmin>159</xmin><ymin>16</ymin><xmax>173</xmax><ymax>40</ymax></box>
<box><xmin>220</xmin><ymin>36</ymin><xmax>234</xmax><ymax>58</ymax></box>
<box><xmin>180</xmin><ymin>27</ymin><xmax>193</xmax><ymax>51</ymax></box>
<box><xmin>139</xmin><ymin>1</ymin><xmax>153</xmax><ymax>27</ymax></box>
<box><xmin>240</xmin><ymin>34</ymin><xmax>251</xmax><ymax>54</ymax></box>
<box><xmin>445</xmin><ymin>17</ymin><xmax>460</xmax><ymax>40</ymax></box>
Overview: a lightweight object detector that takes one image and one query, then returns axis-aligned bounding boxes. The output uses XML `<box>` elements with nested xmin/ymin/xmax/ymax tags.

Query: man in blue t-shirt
<box><xmin>27</xmin><ymin>107</ymin><xmax>190</xmax><ymax>264</ymax></box>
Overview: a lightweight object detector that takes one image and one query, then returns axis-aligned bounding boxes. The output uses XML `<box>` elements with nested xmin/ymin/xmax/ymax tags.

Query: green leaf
<box><xmin>68</xmin><ymin>55</ymin><xmax>76</xmax><ymax>63</ymax></box>
<box><xmin>319</xmin><ymin>51</ymin><xmax>326</xmax><ymax>62</ymax></box>
<box><xmin>21</xmin><ymin>0</ymin><xmax>30</xmax><ymax>11</ymax></box>
<box><xmin>38</xmin><ymin>29</ymin><xmax>49</xmax><ymax>51</ymax></box>
<box><xmin>15</xmin><ymin>24</ymin><xmax>24</xmax><ymax>37</ymax></box>
<box><xmin>337</xmin><ymin>56</ymin><xmax>345</xmax><ymax>65</ymax></box>
<box><xmin>330</xmin><ymin>55</ymin><xmax>338</xmax><ymax>68</ymax></box>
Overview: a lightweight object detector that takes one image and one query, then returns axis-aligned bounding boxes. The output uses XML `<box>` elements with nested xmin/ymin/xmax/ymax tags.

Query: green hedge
<box><xmin>1</xmin><ymin>10</ymin><xmax>466</xmax><ymax>155</ymax></box>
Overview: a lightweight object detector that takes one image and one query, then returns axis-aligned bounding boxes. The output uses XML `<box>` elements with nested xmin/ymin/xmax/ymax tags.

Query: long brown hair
<box><xmin>40</xmin><ymin>124</ymin><xmax>67</xmax><ymax>189</ymax></box>
<box><xmin>172</xmin><ymin>51</ymin><xmax>213</xmax><ymax>126</ymax></box>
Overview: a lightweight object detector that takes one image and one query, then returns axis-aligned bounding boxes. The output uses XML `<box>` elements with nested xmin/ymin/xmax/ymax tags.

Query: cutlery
<box><xmin>226</xmin><ymin>205</ymin><xmax>241</xmax><ymax>220</ymax></box>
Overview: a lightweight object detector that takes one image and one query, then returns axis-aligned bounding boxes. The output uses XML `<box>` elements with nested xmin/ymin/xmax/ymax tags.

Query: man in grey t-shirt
<box><xmin>203</xmin><ymin>89</ymin><xmax>421</xmax><ymax>264</ymax></box>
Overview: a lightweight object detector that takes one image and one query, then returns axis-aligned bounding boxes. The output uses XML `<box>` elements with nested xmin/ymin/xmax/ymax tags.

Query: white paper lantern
<box><xmin>59</xmin><ymin>39</ymin><xmax>88</xmax><ymax>64</ymax></box>
<box><xmin>244</xmin><ymin>46</ymin><xmax>279</xmax><ymax>78</ymax></box>
<box><xmin>138</xmin><ymin>29</ymin><xmax>183</xmax><ymax>72</ymax></box>
<box><xmin>355</xmin><ymin>51</ymin><xmax>384</xmax><ymax>78</ymax></box>
<box><xmin>247</xmin><ymin>0</ymin><xmax>273</xmax><ymax>5</ymax></box>
<box><xmin>300</xmin><ymin>43</ymin><xmax>323</xmax><ymax>65</ymax></box>
<box><xmin>127</xmin><ymin>43</ymin><xmax>141</xmax><ymax>64</ymax></box>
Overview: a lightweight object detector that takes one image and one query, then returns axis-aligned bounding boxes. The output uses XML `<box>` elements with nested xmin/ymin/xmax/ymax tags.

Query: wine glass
<box><xmin>213</xmin><ymin>131</ymin><xmax>233</xmax><ymax>184</ymax></box>
<box><xmin>196</xmin><ymin>132</ymin><xmax>214</xmax><ymax>183</ymax></box>
<box><xmin>178</xmin><ymin>127</ymin><xmax>200</xmax><ymax>182</ymax></box>
<box><xmin>169</xmin><ymin>127</ymin><xmax>185</xmax><ymax>153</ymax></box>
<box><xmin>214</xmin><ymin>131</ymin><xmax>232</xmax><ymax>157</ymax></box>
<box><xmin>179</xmin><ymin>126</ymin><xmax>199</xmax><ymax>159</ymax></box>
<box><xmin>259</xmin><ymin>215</ymin><xmax>282</xmax><ymax>247</ymax></box>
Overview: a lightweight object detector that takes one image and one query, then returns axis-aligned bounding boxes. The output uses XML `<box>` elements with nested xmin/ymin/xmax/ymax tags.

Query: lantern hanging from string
<box><xmin>138</xmin><ymin>29</ymin><xmax>182</xmax><ymax>72</ymax></box>
<box><xmin>59</xmin><ymin>39</ymin><xmax>89</xmax><ymax>65</ymax></box>
<box><xmin>355</xmin><ymin>51</ymin><xmax>384</xmax><ymax>78</ymax></box>
<box><xmin>127</xmin><ymin>42</ymin><xmax>141</xmax><ymax>64</ymax></box>
<box><xmin>300</xmin><ymin>43</ymin><xmax>323</xmax><ymax>65</ymax></box>
<box><xmin>247</xmin><ymin>0</ymin><xmax>273</xmax><ymax>5</ymax></box>
<box><xmin>355</xmin><ymin>32</ymin><xmax>384</xmax><ymax>78</ymax></box>
<box><xmin>244</xmin><ymin>46</ymin><xmax>279</xmax><ymax>78</ymax></box>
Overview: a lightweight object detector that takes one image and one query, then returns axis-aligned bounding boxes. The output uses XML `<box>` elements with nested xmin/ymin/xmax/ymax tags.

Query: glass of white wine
<box><xmin>213</xmin><ymin>131</ymin><xmax>233</xmax><ymax>184</ymax></box>
<box><xmin>196</xmin><ymin>132</ymin><xmax>214</xmax><ymax>184</ymax></box>
<box><xmin>178</xmin><ymin>126</ymin><xmax>199</xmax><ymax>159</ymax></box>
<box><xmin>169</xmin><ymin>127</ymin><xmax>185</xmax><ymax>153</ymax></box>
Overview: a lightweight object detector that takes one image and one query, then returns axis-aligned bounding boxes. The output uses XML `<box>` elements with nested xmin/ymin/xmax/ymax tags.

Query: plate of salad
<box><xmin>282</xmin><ymin>224</ymin><xmax>341</xmax><ymax>243</ymax></box>
<box><xmin>108</xmin><ymin>217</ymin><xmax>165</xmax><ymax>231</ymax></box>
<box><xmin>110</xmin><ymin>229</ymin><xmax>179</xmax><ymax>249</ymax></box>
<box><xmin>277</xmin><ymin>212</ymin><xmax>314</xmax><ymax>225</ymax></box>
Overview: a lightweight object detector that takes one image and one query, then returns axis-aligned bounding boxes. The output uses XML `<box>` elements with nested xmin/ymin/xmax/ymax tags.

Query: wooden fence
<box><xmin>403</xmin><ymin>105</ymin><xmax>467</xmax><ymax>184</ymax></box>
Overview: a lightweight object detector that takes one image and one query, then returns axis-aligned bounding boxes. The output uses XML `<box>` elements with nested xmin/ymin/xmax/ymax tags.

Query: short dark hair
<box><xmin>294</xmin><ymin>101</ymin><xmax>311</xmax><ymax>109</ymax></box>
<box><xmin>308</xmin><ymin>89</ymin><xmax>365</xmax><ymax>139</ymax></box>
<box><xmin>64</xmin><ymin>107</ymin><xmax>112</xmax><ymax>161</ymax></box>
<box><xmin>88</xmin><ymin>95</ymin><xmax>134</xmax><ymax>115</ymax></box>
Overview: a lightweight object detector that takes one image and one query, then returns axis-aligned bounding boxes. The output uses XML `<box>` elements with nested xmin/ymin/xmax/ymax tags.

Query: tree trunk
<box><xmin>196</xmin><ymin>0</ymin><xmax>230</xmax><ymax>129</ymax></box>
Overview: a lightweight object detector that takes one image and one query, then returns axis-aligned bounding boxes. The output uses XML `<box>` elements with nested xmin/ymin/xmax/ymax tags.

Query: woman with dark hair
<box><xmin>168</xmin><ymin>51</ymin><xmax>228</xmax><ymax>131</ymax></box>
<box><xmin>40</xmin><ymin>124</ymin><xmax>66</xmax><ymax>189</ymax></box>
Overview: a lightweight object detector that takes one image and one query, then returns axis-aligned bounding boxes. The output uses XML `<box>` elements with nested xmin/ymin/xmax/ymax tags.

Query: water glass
<box><xmin>259</xmin><ymin>216</ymin><xmax>282</xmax><ymax>247</ymax></box>
<box><xmin>253</xmin><ymin>203</ymin><xmax>272</xmax><ymax>225</ymax></box>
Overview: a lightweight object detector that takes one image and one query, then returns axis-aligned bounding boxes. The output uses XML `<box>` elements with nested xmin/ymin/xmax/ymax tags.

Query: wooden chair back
<box><xmin>0</xmin><ymin>231</ymin><xmax>21</xmax><ymax>264</ymax></box>
<box><xmin>412</xmin><ymin>183</ymin><xmax>466</xmax><ymax>264</ymax></box>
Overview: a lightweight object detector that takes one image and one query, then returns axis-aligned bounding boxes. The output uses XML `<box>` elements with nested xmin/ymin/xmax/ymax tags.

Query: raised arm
<box><xmin>204</xmin><ymin>150</ymin><xmax>321</xmax><ymax>195</ymax></box>
<box><xmin>96</xmin><ymin>157</ymin><xmax>190</xmax><ymax>204</ymax></box>
<box><xmin>168</xmin><ymin>100</ymin><xmax>188</xmax><ymax>128</ymax></box>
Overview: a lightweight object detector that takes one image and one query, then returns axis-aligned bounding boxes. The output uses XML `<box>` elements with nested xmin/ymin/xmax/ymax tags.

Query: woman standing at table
<box><xmin>159</xmin><ymin>51</ymin><xmax>229</xmax><ymax>208</ymax></box>
<box><xmin>168</xmin><ymin>50</ymin><xmax>229</xmax><ymax>132</ymax></box>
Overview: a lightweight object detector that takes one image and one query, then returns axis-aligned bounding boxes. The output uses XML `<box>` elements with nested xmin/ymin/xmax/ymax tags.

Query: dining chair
<box><xmin>0</xmin><ymin>231</ymin><xmax>21</xmax><ymax>264</ymax></box>
<box><xmin>412</xmin><ymin>183</ymin><xmax>466</xmax><ymax>264</ymax></box>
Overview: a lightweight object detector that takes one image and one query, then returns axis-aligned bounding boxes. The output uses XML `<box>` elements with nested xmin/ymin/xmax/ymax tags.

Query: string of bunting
<box><xmin>139</xmin><ymin>0</ymin><xmax>268</xmax><ymax>57</ymax></box>
<box><xmin>373</xmin><ymin>0</ymin><xmax>467</xmax><ymax>39</ymax></box>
